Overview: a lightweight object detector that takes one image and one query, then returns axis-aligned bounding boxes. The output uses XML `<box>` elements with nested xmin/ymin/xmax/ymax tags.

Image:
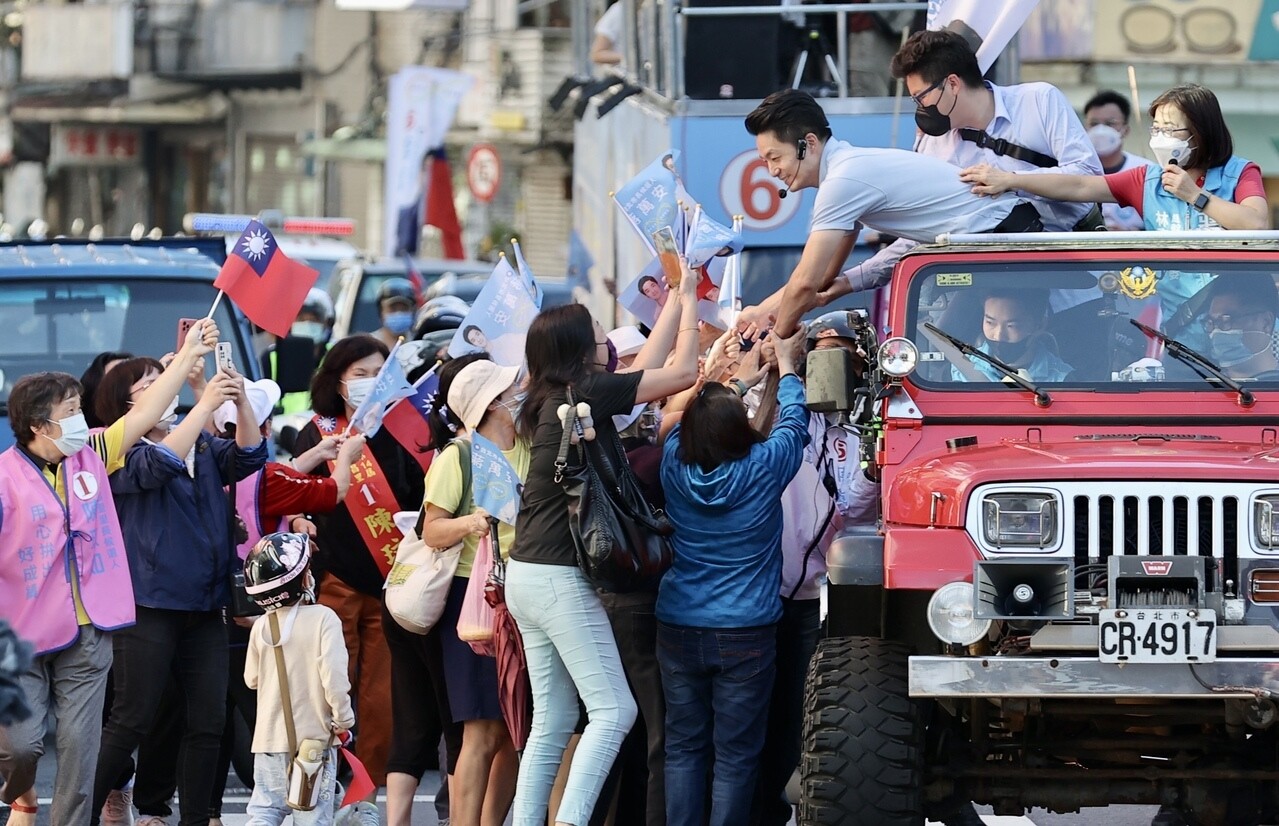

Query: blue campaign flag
<box><xmin>613</xmin><ymin>151</ymin><xmax>686</xmax><ymax>256</ymax></box>
<box><xmin>510</xmin><ymin>239</ymin><xmax>544</xmax><ymax>309</ymax></box>
<box><xmin>448</xmin><ymin>258</ymin><xmax>539</xmax><ymax>368</ymax></box>
<box><xmin>567</xmin><ymin>229</ymin><xmax>594</xmax><ymax>293</ymax></box>
<box><xmin>470</xmin><ymin>432</ymin><xmax>522</xmax><ymax>525</ymax></box>
<box><xmin>684</xmin><ymin>207</ymin><xmax>743</xmax><ymax>269</ymax></box>
<box><xmin>349</xmin><ymin>341</ymin><xmax>416</xmax><ymax>436</ymax></box>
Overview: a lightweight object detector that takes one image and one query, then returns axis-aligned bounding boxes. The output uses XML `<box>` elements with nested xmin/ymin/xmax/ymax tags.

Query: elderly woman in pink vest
<box><xmin>0</xmin><ymin>319</ymin><xmax>220</xmax><ymax>826</ymax></box>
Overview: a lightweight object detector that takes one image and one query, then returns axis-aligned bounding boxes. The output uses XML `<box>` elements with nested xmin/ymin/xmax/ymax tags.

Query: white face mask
<box><xmin>1087</xmin><ymin>123</ymin><xmax>1123</xmax><ymax>157</ymax></box>
<box><xmin>1150</xmin><ymin>133</ymin><xmax>1193</xmax><ymax>167</ymax></box>
<box><xmin>291</xmin><ymin>321</ymin><xmax>328</xmax><ymax>343</ymax></box>
<box><xmin>343</xmin><ymin>377</ymin><xmax>377</xmax><ymax>409</ymax></box>
<box><xmin>158</xmin><ymin>396</ymin><xmax>180</xmax><ymax>431</ymax></box>
<box><xmin>43</xmin><ymin>412</ymin><xmax>90</xmax><ymax>457</ymax></box>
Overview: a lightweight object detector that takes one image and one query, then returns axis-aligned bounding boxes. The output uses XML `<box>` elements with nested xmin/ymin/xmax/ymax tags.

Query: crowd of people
<box><xmin>0</xmin><ymin>25</ymin><xmax>1275</xmax><ymax>826</ymax></box>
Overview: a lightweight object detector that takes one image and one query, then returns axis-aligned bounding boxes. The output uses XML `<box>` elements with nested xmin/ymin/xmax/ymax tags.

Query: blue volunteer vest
<box><xmin>1141</xmin><ymin>155</ymin><xmax>1249</xmax><ymax>233</ymax></box>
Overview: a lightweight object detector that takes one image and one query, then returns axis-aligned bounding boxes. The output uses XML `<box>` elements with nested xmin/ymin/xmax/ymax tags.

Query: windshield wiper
<box><xmin>923</xmin><ymin>322</ymin><xmax>1052</xmax><ymax>407</ymax></box>
<box><xmin>1131</xmin><ymin>320</ymin><xmax>1255</xmax><ymax>408</ymax></box>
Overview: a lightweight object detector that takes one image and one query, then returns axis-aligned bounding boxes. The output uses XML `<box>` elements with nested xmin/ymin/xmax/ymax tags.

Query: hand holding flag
<box><xmin>348</xmin><ymin>342</ymin><xmax>417</xmax><ymax>437</ymax></box>
<box><xmin>212</xmin><ymin>220</ymin><xmax>319</xmax><ymax>337</ymax></box>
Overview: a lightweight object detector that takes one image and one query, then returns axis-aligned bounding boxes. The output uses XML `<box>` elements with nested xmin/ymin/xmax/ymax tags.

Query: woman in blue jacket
<box><xmin>656</xmin><ymin>326</ymin><xmax>810</xmax><ymax>826</ymax></box>
<box><xmin>90</xmin><ymin>355</ymin><xmax>266</xmax><ymax>826</ymax></box>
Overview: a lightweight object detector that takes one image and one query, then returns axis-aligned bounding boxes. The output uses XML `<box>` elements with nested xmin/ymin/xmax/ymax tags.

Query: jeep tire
<box><xmin>798</xmin><ymin>636</ymin><xmax>924</xmax><ymax>825</ymax></box>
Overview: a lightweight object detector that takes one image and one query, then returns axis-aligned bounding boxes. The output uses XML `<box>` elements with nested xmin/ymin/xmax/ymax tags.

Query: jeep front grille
<box><xmin>1070</xmin><ymin>494</ymin><xmax>1238</xmax><ymax>558</ymax></box>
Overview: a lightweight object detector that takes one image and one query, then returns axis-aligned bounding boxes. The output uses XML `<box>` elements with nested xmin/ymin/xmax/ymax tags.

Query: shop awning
<box><xmin>11</xmin><ymin>91</ymin><xmax>228</xmax><ymax>125</ymax></box>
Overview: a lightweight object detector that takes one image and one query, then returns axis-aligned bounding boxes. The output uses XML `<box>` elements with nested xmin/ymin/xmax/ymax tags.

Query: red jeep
<box><xmin>800</xmin><ymin>233</ymin><xmax>1279</xmax><ymax>826</ymax></box>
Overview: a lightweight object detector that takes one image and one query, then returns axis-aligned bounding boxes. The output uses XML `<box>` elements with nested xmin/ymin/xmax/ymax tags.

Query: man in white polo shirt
<box><xmin>741</xmin><ymin>88</ymin><xmax>1041</xmax><ymax>337</ymax></box>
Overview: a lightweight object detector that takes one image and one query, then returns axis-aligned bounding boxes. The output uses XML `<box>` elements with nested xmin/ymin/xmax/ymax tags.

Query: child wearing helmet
<box><xmin>242</xmin><ymin>532</ymin><xmax>356</xmax><ymax>825</ymax></box>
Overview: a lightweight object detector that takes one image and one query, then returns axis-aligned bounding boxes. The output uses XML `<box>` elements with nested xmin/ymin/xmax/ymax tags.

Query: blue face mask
<box><xmin>384</xmin><ymin>312</ymin><xmax>413</xmax><ymax>335</ymax></box>
<box><xmin>1209</xmin><ymin>329</ymin><xmax>1268</xmax><ymax>367</ymax></box>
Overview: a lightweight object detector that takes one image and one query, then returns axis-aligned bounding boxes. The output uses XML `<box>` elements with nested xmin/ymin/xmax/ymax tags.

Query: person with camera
<box><xmin>89</xmin><ymin>349</ymin><xmax>267</xmax><ymax>826</ymax></box>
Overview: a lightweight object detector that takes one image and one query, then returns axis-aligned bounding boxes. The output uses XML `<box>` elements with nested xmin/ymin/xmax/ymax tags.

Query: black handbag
<box><xmin>555</xmin><ymin>388</ymin><xmax>673</xmax><ymax>593</ymax></box>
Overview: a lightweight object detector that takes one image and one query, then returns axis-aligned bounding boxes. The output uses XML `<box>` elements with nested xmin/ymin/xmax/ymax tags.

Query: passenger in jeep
<box><xmin>1201</xmin><ymin>277</ymin><xmax>1279</xmax><ymax>380</ymax></box>
<box><xmin>953</xmin><ymin>289</ymin><xmax>1073</xmax><ymax>383</ymax></box>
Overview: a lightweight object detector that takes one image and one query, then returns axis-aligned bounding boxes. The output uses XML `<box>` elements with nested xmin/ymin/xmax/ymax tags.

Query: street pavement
<box><xmin>0</xmin><ymin>743</ymin><xmax>1165</xmax><ymax>826</ymax></box>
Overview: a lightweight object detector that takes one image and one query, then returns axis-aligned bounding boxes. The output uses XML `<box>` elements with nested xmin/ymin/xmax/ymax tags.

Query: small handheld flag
<box><xmin>471</xmin><ymin>432</ymin><xmax>522</xmax><ymax>525</ymax></box>
<box><xmin>349</xmin><ymin>342</ymin><xmax>416</xmax><ymax>437</ymax></box>
<box><xmin>213</xmin><ymin>220</ymin><xmax>319</xmax><ymax>338</ymax></box>
<box><xmin>510</xmin><ymin>239</ymin><xmax>544</xmax><ymax>309</ymax></box>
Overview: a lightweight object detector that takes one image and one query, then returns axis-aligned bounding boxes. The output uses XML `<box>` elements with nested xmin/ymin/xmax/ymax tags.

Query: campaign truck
<box><xmin>803</xmin><ymin>231</ymin><xmax>1279</xmax><ymax>826</ymax></box>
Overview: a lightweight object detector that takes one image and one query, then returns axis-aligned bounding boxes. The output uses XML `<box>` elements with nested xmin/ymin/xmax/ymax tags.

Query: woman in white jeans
<box><xmin>506</xmin><ymin>263</ymin><xmax>700</xmax><ymax>826</ymax></box>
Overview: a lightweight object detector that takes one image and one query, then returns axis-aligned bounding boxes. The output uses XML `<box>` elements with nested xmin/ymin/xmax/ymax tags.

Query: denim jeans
<box><xmin>657</xmin><ymin>622</ymin><xmax>777</xmax><ymax>826</ymax></box>
<box><xmin>752</xmin><ymin>598</ymin><xmax>821</xmax><ymax>826</ymax></box>
<box><xmin>505</xmin><ymin>559</ymin><xmax>638</xmax><ymax>826</ymax></box>
<box><xmin>245</xmin><ymin>750</ymin><xmax>338</xmax><ymax>826</ymax></box>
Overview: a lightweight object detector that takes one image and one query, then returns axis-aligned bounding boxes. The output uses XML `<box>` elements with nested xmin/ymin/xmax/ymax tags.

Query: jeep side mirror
<box><xmin>805</xmin><ymin>347</ymin><xmax>857</xmax><ymax>413</ymax></box>
<box><xmin>275</xmin><ymin>336</ymin><xmax>317</xmax><ymax>394</ymax></box>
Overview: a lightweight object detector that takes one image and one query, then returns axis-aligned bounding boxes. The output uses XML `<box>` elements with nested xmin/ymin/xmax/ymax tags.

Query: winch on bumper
<box><xmin>910</xmin><ymin>555</ymin><xmax>1279</xmax><ymax>699</ymax></box>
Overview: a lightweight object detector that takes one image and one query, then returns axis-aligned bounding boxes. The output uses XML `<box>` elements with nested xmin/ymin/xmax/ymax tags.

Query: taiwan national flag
<box><xmin>214</xmin><ymin>220</ymin><xmax>319</xmax><ymax>337</ymax></box>
<box><xmin>383</xmin><ymin>366</ymin><xmax>440</xmax><ymax>472</ymax></box>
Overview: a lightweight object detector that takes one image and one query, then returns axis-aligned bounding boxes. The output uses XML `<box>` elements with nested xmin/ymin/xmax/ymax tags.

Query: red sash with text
<box><xmin>313</xmin><ymin>415</ymin><xmax>401</xmax><ymax>576</ymax></box>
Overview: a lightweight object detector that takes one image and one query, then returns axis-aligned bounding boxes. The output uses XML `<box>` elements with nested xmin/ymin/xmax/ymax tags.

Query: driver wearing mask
<box><xmin>373</xmin><ymin>277</ymin><xmax>418</xmax><ymax>349</ymax></box>
<box><xmin>1202</xmin><ymin>278</ymin><xmax>1279</xmax><ymax>380</ymax></box>
<box><xmin>954</xmin><ymin>289</ymin><xmax>1073</xmax><ymax>383</ymax></box>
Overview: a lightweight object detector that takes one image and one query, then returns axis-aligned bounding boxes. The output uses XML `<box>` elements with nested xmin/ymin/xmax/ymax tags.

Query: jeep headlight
<box><xmin>927</xmin><ymin>581</ymin><xmax>991</xmax><ymax>646</ymax></box>
<box><xmin>877</xmin><ymin>337</ymin><xmax>918</xmax><ymax>378</ymax></box>
<box><xmin>982</xmin><ymin>492</ymin><xmax>1059</xmax><ymax>549</ymax></box>
<box><xmin>1255</xmin><ymin>495</ymin><xmax>1279</xmax><ymax>550</ymax></box>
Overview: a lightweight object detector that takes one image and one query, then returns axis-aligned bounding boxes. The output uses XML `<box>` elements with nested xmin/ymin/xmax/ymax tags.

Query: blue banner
<box><xmin>684</xmin><ymin>208</ymin><xmax>743</xmax><ymax>269</ymax></box>
<box><xmin>510</xmin><ymin>239</ymin><xmax>544</xmax><ymax>309</ymax></box>
<box><xmin>447</xmin><ymin>259</ymin><xmax>539</xmax><ymax>368</ymax></box>
<box><xmin>613</xmin><ymin>151</ymin><xmax>686</xmax><ymax>256</ymax></box>
<box><xmin>470</xmin><ymin>432</ymin><xmax>522</xmax><ymax>525</ymax></box>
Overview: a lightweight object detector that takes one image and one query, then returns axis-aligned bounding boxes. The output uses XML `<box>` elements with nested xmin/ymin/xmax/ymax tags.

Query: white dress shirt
<box><xmin>844</xmin><ymin>81</ymin><xmax>1102</xmax><ymax>293</ymax></box>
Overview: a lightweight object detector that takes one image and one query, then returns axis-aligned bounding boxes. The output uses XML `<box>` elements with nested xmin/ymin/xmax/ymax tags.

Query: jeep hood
<box><xmin>887</xmin><ymin>438</ymin><xmax>1279</xmax><ymax>527</ymax></box>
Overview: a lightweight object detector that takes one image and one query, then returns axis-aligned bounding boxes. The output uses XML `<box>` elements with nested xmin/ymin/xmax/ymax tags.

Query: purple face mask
<box><xmin>605</xmin><ymin>339</ymin><xmax>619</xmax><ymax>373</ymax></box>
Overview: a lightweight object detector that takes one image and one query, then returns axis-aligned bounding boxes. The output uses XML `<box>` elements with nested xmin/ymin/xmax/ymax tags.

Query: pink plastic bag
<box><xmin>457</xmin><ymin>535</ymin><xmax>496</xmax><ymax>656</ymax></box>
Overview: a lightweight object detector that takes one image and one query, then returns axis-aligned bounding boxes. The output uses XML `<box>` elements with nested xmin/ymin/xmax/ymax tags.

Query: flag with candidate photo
<box><xmin>567</xmin><ymin>230</ymin><xmax>594</xmax><ymax>293</ymax></box>
<box><xmin>470</xmin><ymin>432</ymin><xmax>522</xmax><ymax>525</ymax></box>
<box><xmin>684</xmin><ymin>207</ymin><xmax>743</xmax><ymax>269</ymax></box>
<box><xmin>510</xmin><ymin>239</ymin><xmax>544</xmax><ymax>309</ymax></box>
<box><xmin>447</xmin><ymin>258</ymin><xmax>539</xmax><ymax>368</ymax></box>
<box><xmin>349</xmin><ymin>342</ymin><xmax>416</xmax><ymax>436</ymax></box>
<box><xmin>614</xmin><ymin>151</ymin><xmax>686</xmax><ymax>256</ymax></box>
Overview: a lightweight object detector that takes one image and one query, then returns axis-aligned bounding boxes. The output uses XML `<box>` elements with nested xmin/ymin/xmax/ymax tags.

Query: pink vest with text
<box><xmin>0</xmin><ymin>445</ymin><xmax>136</xmax><ymax>655</ymax></box>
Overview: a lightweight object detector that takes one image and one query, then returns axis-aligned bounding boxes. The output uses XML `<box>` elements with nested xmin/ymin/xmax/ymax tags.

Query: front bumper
<box><xmin>910</xmin><ymin>656</ymin><xmax>1279</xmax><ymax>699</ymax></box>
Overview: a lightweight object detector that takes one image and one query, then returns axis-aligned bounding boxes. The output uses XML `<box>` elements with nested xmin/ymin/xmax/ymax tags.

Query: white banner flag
<box><xmin>383</xmin><ymin>67</ymin><xmax>473</xmax><ymax>257</ymax></box>
<box><xmin>927</xmin><ymin>0</ymin><xmax>1041</xmax><ymax>74</ymax></box>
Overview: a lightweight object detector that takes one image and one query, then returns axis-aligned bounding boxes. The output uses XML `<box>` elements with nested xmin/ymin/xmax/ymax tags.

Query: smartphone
<box><xmin>177</xmin><ymin>317</ymin><xmax>199</xmax><ymax>351</ymax></box>
<box><xmin>650</xmin><ymin>226</ymin><xmax>682</xmax><ymax>288</ymax></box>
<box><xmin>215</xmin><ymin>342</ymin><xmax>234</xmax><ymax>374</ymax></box>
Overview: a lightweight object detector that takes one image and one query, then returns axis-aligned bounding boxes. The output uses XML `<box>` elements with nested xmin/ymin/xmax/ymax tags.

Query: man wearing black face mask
<box><xmin>951</xmin><ymin>289</ymin><xmax>1072</xmax><ymax>383</ymax></box>
<box><xmin>822</xmin><ymin>30</ymin><xmax>1102</xmax><ymax>301</ymax></box>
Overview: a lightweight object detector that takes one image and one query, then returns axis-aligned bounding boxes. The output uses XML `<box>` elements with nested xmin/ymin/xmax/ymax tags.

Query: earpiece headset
<box><xmin>779</xmin><ymin>138</ymin><xmax>807</xmax><ymax>200</ymax></box>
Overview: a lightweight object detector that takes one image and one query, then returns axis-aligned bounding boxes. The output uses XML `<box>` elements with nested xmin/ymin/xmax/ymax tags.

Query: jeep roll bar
<box><xmin>933</xmin><ymin>230</ymin><xmax>1279</xmax><ymax>247</ymax></box>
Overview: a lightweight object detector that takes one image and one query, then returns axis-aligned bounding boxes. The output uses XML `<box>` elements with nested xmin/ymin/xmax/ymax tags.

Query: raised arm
<box><xmin>122</xmin><ymin>318</ymin><xmax>218</xmax><ymax>448</ymax></box>
<box><xmin>773</xmin><ymin>228</ymin><xmax>859</xmax><ymax>338</ymax></box>
<box><xmin>960</xmin><ymin>162</ymin><xmax>1116</xmax><ymax>205</ymax></box>
<box><xmin>634</xmin><ymin>258</ymin><xmax>701</xmax><ymax>404</ymax></box>
<box><xmin>624</xmin><ymin>270</ymin><xmax>682</xmax><ymax>371</ymax></box>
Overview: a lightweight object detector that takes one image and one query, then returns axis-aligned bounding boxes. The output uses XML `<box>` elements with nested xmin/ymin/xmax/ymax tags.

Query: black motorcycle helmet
<box><xmin>243</xmin><ymin>532</ymin><xmax>314</xmax><ymax>611</ymax></box>
<box><xmin>413</xmin><ymin>295</ymin><xmax>470</xmax><ymax>338</ymax></box>
<box><xmin>377</xmin><ymin>277</ymin><xmax>418</xmax><ymax>309</ymax></box>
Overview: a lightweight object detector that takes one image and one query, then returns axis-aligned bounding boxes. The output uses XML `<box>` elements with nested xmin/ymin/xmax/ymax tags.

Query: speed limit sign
<box><xmin>719</xmin><ymin>148</ymin><xmax>802</xmax><ymax>232</ymax></box>
<box><xmin>467</xmin><ymin>144</ymin><xmax>502</xmax><ymax>204</ymax></box>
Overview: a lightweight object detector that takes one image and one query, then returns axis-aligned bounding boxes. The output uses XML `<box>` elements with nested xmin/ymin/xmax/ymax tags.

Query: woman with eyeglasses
<box><xmin>654</xmin><ymin>325</ymin><xmax>811</xmax><ymax>826</ymax></box>
<box><xmin>960</xmin><ymin>83</ymin><xmax>1269</xmax><ymax>232</ymax></box>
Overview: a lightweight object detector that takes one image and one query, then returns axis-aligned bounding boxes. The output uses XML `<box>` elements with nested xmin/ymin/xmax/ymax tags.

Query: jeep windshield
<box><xmin>905</xmin><ymin>261</ymin><xmax>1279</xmax><ymax>391</ymax></box>
<box><xmin>0</xmin><ymin>278</ymin><xmax>249</xmax><ymax>410</ymax></box>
